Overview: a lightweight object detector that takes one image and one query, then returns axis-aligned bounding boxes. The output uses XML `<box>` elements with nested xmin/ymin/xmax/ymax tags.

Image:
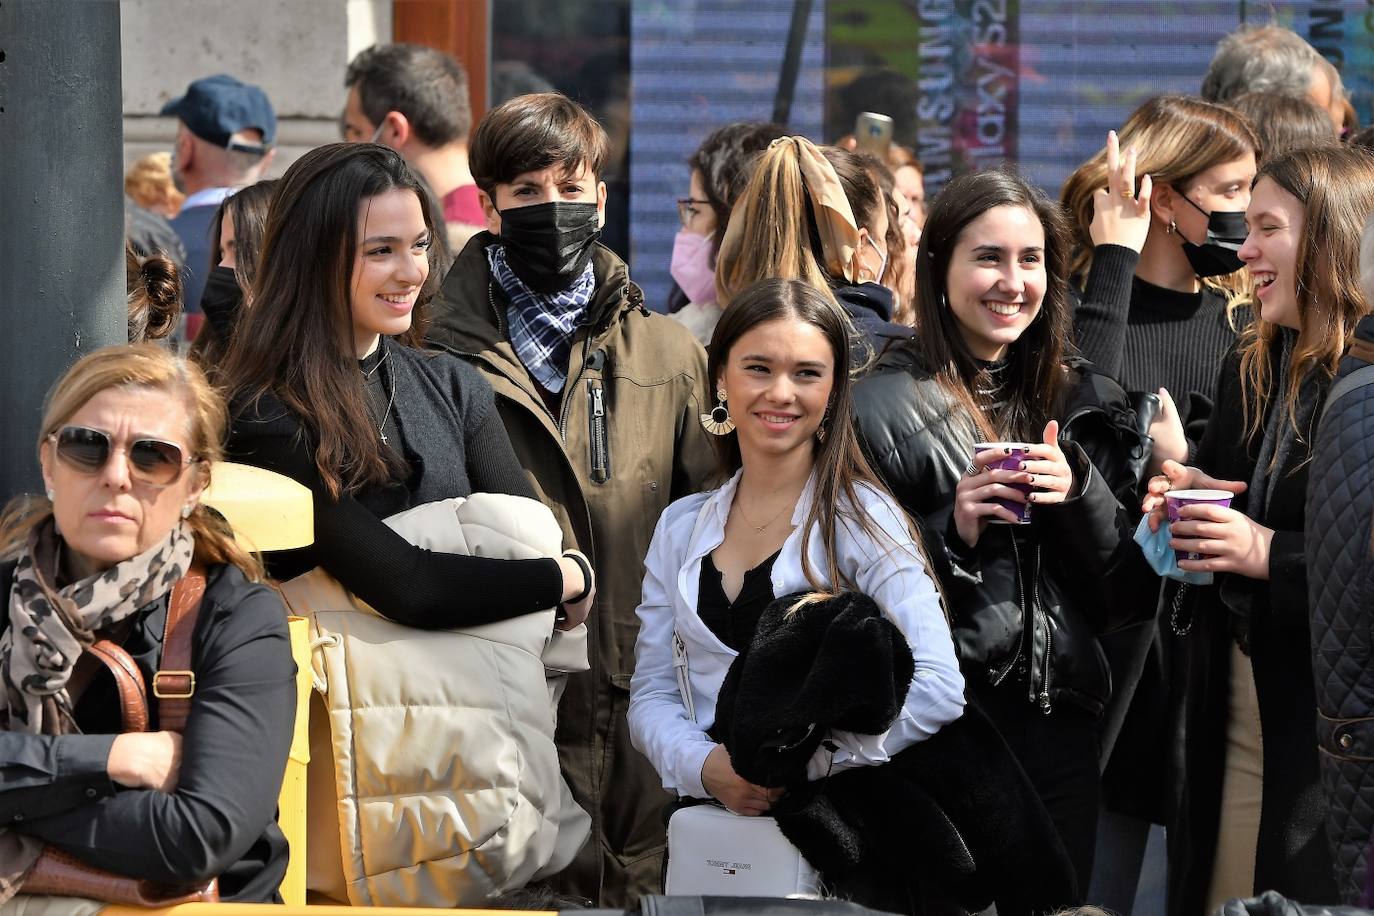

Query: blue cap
<box><xmin>161</xmin><ymin>75</ymin><xmax>277</xmax><ymax>151</ymax></box>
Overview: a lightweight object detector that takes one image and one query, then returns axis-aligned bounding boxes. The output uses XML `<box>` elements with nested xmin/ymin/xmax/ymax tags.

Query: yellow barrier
<box><xmin>278</xmin><ymin>616</ymin><xmax>313</xmax><ymax>906</ymax></box>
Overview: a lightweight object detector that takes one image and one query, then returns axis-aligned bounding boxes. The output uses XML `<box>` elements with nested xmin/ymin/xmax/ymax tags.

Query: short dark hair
<box><xmin>345</xmin><ymin>43</ymin><xmax>472</xmax><ymax>147</ymax></box>
<box><xmin>469</xmin><ymin>92</ymin><xmax>609</xmax><ymax>194</ymax></box>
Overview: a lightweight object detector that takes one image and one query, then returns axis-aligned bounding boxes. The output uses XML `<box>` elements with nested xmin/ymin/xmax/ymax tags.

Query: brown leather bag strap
<box><xmin>76</xmin><ymin>640</ymin><xmax>150</xmax><ymax>733</ymax></box>
<box><xmin>152</xmin><ymin>564</ymin><xmax>207</xmax><ymax>733</ymax></box>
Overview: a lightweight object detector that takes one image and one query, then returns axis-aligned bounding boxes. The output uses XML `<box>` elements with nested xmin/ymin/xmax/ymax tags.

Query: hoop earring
<box><xmin>700</xmin><ymin>387</ymin><xmax>735</xmax><ymax>436</ymax></box>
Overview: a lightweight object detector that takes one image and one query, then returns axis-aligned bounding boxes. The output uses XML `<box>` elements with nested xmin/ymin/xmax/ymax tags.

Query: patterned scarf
<box><xmin>488</xmin><ymin>243</ymin><xmax>595</xmax><ymax>394</ymax></box>
<box><xmin>0</xmin><ymin>518</ymin><xmax>193</xmax><ymax>901</ymax></box>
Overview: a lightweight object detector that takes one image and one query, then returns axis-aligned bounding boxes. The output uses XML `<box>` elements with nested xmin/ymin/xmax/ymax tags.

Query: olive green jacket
<box><xmin>426</xmin><ymin>233</ymin><xmax>715</xmax><ymax>903</ymax></box>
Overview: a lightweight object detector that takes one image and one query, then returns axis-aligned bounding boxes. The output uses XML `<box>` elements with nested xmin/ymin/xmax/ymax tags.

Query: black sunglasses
<box><xmin>49</xmin><ymin>426</ymin><xmax>197</xmax><ymax>489</ymax></box>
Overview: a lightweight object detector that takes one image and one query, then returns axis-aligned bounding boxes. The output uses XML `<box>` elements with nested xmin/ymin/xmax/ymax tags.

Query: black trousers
<box><xmin>974</xmin><ymin>681</ymin><xmax>1102</xmax><ymax>895</ymax></box>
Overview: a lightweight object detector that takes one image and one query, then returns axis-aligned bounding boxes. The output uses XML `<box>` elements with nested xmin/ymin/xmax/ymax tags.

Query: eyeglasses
<box><xmin>48</xmin><ymin>426</ymin><xmax>198</xmax><ymax>489</ymax></box>
<box><xmin>676</xmin><ymin>198</ymin><xmax>711</xmax><ymax>228</ymax></box>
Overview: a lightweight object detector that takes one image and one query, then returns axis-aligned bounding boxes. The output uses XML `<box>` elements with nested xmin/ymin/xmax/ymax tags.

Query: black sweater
<box><xmin>1071</xmin><ymin>244</ymin><xmax>1242</xmax><ymax>451</ymax></box>
<box><xmin>1</xmin><ymin>562</ymin><xmax>295</xmax><ymax>903</ymax></box>
<box><xmin>225</xmin><ymin>338</ymin><xmax>564</xmax><ymax>629</ymax></box>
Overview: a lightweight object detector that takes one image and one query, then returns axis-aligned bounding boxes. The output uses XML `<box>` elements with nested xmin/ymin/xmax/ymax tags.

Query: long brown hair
<box><xmin>1060</xmin><ymin>95</ymin><xmax>1259</xmax><ymax>314</ymax></box>
<box><xmin>1238</xmin><ymin>145</ymin><xmax>1374</xmax><ymax>440</ymax></box>
<box><xmin>909</xmin><ymin>168</ymin><xmax>1074</xmax><ymax>443</ymax></box>
<box><xmin>0</xmin><ymin>344</ymin><xmax>263</xmax><ymax>579</ymax></box>
<box><xmin>707</xmin><ymin>278</ymin><xmax>921</xmax><ymax>593</ymax></box>
<box><xmin>191</xmin><ymin>178</ymin><xmax>278</xmax><ymax>369</ymax></box>
<box><xmin>218</xmin><ymin>143</ymin><xmax>441</xmax><ymax>499</ymax></box>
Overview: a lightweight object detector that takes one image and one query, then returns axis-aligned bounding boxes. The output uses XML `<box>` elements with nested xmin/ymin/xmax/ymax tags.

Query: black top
<box><xmin>225</xmin><ymin>338</ymin><xmax>565</xmax><ymax>630</ymax></box>
<box><xmin>0</xmin><ymin>562</ymin><xmax>295</xmax><ymax>903</ymax></box>
<box><xmin>697</xmin><ymin>549</ymin><xmax>781</xmax><ymax>652</ymax></box>
<box><xmin>833</xmin><ymin>281</ymin><xmax>913</xmax><ymax>366</ymax></box>
<box><xmin>1071</xmin><ymin>244</ymin><xmax>1242</xmax><ymax>453</ymax></box>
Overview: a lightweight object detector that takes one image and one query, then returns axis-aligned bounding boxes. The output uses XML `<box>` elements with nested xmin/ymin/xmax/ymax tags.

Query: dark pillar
<box><xmin>0</xmin><ymin>0</ymin><xmax>126</xmax><ymax>501</ymax></box>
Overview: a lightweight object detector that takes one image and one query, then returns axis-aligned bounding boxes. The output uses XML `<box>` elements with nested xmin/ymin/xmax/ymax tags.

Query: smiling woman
<box><xmin>218</xmin><ymin>143</ymin><xmax>595</xmax><ymax>631</ymax></box>
<box><xmin>853</xmin><ymin>168</ymin><xmax>1147</xmax><ymax>891</ymax></box>
<box><xmin>1140</xmin><ymin>144</ymin><xmax>1374</xmax><ymax>913</ymax></box>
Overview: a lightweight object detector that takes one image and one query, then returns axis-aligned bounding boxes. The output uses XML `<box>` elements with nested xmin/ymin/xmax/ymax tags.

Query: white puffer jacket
<box><xmin>283</xmin><ymin>493</ymin><xmax>591</xmax><ymax>907</ymax></box>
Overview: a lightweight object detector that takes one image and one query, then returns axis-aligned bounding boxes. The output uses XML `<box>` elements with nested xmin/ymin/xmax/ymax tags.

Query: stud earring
<box><xmin>700</xmin><ymin>387</ymin><xmax>735</xmax><ymax>436</ymax></box>
<box><xmin>181</xmin><ymin>504</ymin><xmax>194</xmax><ymax>520</ymax></box>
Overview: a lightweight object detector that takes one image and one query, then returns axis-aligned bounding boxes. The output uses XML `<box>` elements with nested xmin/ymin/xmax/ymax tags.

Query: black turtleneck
<box><xmin>1072</xmin><ymin>244</ymin><xmax>1244</xmax><ymax>450</ymax></box>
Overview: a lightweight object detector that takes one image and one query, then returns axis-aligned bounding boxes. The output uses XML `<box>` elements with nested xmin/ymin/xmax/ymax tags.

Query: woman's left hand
<box><xmin>1169</xmin><ymin>504</ymin><xmax>1274</xmax><ymax>580</ymax></box>
<box><xmin>1021</xmin><ymin>420</ymin><xmax>1074</xmax><ymax>506</ymax></box>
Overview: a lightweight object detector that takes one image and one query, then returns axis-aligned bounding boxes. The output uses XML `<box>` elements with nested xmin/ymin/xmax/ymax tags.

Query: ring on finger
<box><xmin>965</xmin><ymin>464</ymin><xmax>979</xmax><ymax>477</ymax></box>
<box><xmin>1120</xmin><ymin>187</ymin><xmax>1134</xmax><ymax>199</ymax></box>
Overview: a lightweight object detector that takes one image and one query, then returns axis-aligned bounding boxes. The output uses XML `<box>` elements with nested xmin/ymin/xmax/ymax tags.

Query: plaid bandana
<box><xmin>488</xmin><ymin>244</ymin><xmax>595</xmax><ymax>394</ymax></box>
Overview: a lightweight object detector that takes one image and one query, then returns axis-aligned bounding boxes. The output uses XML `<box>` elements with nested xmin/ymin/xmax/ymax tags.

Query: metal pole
<box><xmin>0</xmin><ymin>0</ymin><xmax>126</xmax><ymax>502</ymax></box>
<box><xmin>771</xmin><ymin>0</ymin><xmax>815</xmax><ymax>127</ymax></box>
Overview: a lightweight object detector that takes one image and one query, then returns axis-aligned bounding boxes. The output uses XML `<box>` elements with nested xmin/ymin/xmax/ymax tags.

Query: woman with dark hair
<box><xmin>629</xmin><ymin>276</ymin><xmax>964</xmax><ymax>905</ymax></box>
<box><xmin>852</xmin><ymin>168</ymin><xmax>1143</xmax><ymax>889</ymax></box>
<box><xmin>715</xmin><ymin>137</ymin><xmax>911</xmax><ymax>360</ymax></box>
<box><xmin>220</xmin><ymin>142</ymin><xmax>594</xmax><ymax>630</ymax></box>
<box><xmin>191</xmin><ymin>179</ymin><xmax>277</xmax><ymax>371</ymax></box>
<box><xmin>668</xmin><ymin>121</ymin><xmax>786</xmax><ymax>342</ymax></box>
<box><xmin>1142</xmin><ymin>145</ymin><xmax>1374</xmax><ymax>914</ymax></box>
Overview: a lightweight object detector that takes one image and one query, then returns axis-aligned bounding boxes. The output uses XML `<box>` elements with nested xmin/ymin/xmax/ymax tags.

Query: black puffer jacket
<box><xmin>1308</xmin><ymin>316</ymin><xmax>1374</xmax><ymax>905</ymax></box>
<box><xmin>853</xmin><ymin>348</ymin><xmax>1146</xmax><ymax>715</ymax></box>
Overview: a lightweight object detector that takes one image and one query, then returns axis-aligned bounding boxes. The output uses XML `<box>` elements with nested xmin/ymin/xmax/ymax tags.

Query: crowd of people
<box><xmin>7</xmin><ymin>18</ymin><xmax>1374</xmax><ymax>916</ymax></box>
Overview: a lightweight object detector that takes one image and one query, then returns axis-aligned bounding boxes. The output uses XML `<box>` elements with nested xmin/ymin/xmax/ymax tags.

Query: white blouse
<box><xmin>627</xmin><ymin>469</ymin><xmax>966</xmax><ymax>799</ymax></box>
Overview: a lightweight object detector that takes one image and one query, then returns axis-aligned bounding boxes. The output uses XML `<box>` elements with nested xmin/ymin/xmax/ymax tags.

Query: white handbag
<box><xmin>665</xmin><ymin>630</ymin><xmax>819</xmax><ymax>897</ymax></box>
<box><xmin>665</xmin><ymin>803</ymin><xmax>820</xmax><ymax>897</ymax></box>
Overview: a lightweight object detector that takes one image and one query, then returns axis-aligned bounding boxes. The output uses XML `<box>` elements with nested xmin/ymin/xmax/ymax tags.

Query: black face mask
<box><xmin>1175</xmin><ymin>192</ymin><xmax>1247</xmax><ymax>277</ymax></box>
<box><xmin>498</xmin><ymin>201</ymin><xmax>601</xmax><ymax>294</ymax></box>
<box><xmin>199</xmin><ymin>265</ymin><xmax>243</xmax><ymax>338</ymax></box>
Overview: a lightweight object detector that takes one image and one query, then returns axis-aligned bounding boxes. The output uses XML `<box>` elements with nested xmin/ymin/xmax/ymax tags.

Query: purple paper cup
<box><xmin>974</xmin><ymin>442</ymin><xmax>1034</xmax><ymax>525</ymax></box>
<box><xmin>1165</xmin><ymin>489</ymin><xmax>1233</xmax><ymax>562</ymax></box>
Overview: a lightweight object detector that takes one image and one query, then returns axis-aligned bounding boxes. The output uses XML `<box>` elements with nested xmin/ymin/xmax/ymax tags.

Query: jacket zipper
<box><xmin>991</xmin><ymin>534</ymin><xmax>1029</xmax><ymax>686</ymax></box>
<box><xmin>1030</xmin><ymin>544</ymin><xmax>1052</xmax><ymax>715</ymax></box>
<box><xmin>588</xmin><ymin>379</ymin><xmax>610</xmax><ymax>483</ymax></box>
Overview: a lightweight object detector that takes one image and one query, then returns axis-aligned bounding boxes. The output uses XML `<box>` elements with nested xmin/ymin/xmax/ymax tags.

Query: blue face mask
<box><xmin>1132</xmin><ymin>516</ymin><xmax>1213</xmax><ymax>585</ymax></box>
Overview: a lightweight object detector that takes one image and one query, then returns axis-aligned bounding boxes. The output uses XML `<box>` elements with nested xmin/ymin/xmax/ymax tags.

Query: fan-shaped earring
<box><xmin>700</xmin><ymin>388</ymin><xmax>735</xmax><ymax>436</ymax></box>
<box><xmin>45</xmin><ymin>489</ymin><xmax>54</xmax><ymax>502</ymax></box>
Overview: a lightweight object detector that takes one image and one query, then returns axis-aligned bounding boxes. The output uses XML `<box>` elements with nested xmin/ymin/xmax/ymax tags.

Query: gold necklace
<box><xmin>735</xmin><ymin>493</ymin><xmax>796</xmax><ymax>533</ymax></box>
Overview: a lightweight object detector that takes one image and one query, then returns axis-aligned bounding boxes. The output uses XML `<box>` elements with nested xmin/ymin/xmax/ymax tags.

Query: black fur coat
<box><xmin>712</xmin><ymin>591</ymin><xmax>1078</xmax><ymax>916</ymax></box>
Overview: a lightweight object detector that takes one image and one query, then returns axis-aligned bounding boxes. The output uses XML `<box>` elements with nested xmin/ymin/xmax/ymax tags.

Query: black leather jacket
<box><xmin>853</xmin><ymin>348</ymin><xmax>1147</xmax><ymax>716</ymax></box>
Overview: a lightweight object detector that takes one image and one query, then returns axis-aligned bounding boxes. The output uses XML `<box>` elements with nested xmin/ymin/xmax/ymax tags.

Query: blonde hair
<box><xmin>0</xmin><ymin>344</ymin><xmax>263</xmax><ymax>579</ymax></box>
<box><xmin>1238</xmin><ymin>146</ymin><xmax>1374</xmax><ymax>442</ymax></box>
<box><xmin>1060</xmin><ymin>96</ymin><xmax>1259</xmax><ymax>314</ymax></box>
<box><xmin>124</xmin><ymin>152</ymin><xmax>185</xmax><ymax>216</ymax></box>
<box><xmin>714</xmin><ymin>140</ymin><xmax>838</xmax><ymax>305</ymax></box>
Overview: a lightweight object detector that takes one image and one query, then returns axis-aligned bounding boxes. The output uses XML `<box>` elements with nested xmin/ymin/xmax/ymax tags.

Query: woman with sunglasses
<box><xmin>714</xmin><ymin>137</ymin><xmax>911</xmax><ymax>361</ymax></box>
<box><xmin>0</xmin><ymin>344</ymin><xmax>296</xmax><ymax>908</ymax></box>
<box><xmin>220</xmin><ymin>143</ymin><xmax>594</xmax><ymax>633</ymax></box>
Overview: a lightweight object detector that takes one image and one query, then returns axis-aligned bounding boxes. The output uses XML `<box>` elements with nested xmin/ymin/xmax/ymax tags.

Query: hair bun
<box><xmin>138</xmin><ymin>253</ymin><xmax>182</xmax><ymax>340</ymax></box>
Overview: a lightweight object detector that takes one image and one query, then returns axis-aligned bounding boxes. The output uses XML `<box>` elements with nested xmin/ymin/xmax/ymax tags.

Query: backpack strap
<box><xmin>1321</xmin><ymin>363</ymin><xmax>1374</xmax><ymax>427</ymax></box>
<box><xmin>151</xmin><ymin>564</ymin><xmax>207</xmax><ymax>733</ymax></box>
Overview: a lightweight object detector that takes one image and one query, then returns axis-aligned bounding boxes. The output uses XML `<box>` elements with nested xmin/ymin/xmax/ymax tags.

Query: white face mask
<box><xmin>856</xmin><ymin>233</ymin><xmax>888</xmax><ymax>286</ymax></box>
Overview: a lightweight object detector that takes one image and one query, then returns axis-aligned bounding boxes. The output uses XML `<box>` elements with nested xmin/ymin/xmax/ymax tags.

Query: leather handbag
<box><xmin>18</xmin><ymin>567</ymin><xmax>220</xmax><ymax>907</ymax></box>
